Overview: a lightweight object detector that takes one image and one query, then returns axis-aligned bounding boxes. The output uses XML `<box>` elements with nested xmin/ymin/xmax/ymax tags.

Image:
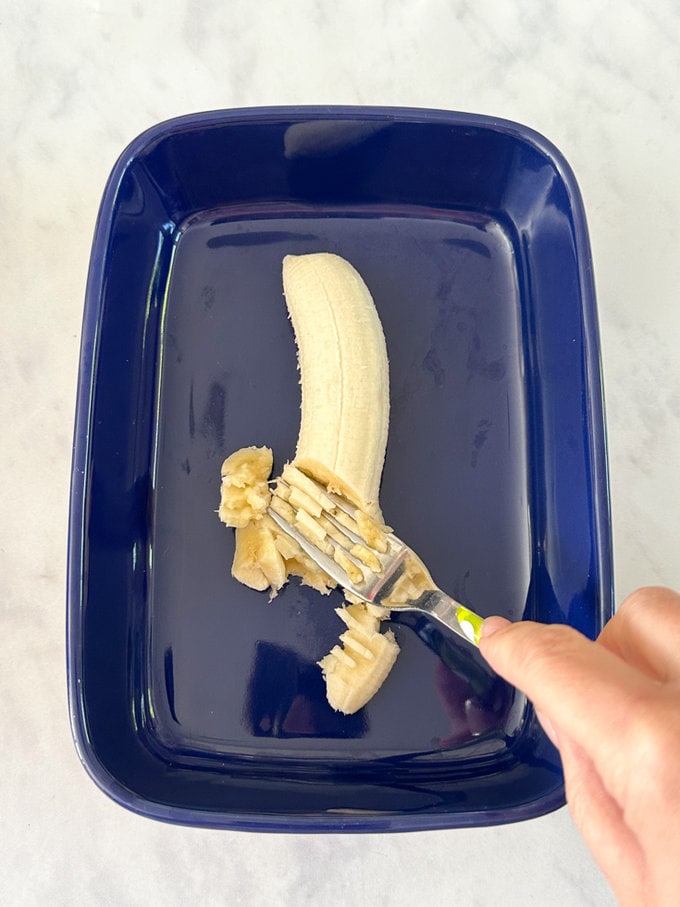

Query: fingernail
<box><xmin>480</xmin><ymin>616</ymin><xmax>511</xmax><ymax>639</ymax></box>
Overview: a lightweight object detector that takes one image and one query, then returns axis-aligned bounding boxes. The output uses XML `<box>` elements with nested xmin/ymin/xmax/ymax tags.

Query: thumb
<box><xmin>480</xmin><ymin>616</ymin><xmax>558</xmax><ymax>744</ymax></box>
<box><xmin>478</xmin><ymin>615</ymin><xmax>653</xmax><ymax>760</ymax></box>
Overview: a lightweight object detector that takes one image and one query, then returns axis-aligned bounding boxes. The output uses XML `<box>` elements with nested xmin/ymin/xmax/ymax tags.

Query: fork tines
<box><xmin>267</xmin><ymin>465</ymin><xmax>395</xmax><ymax>593</ymax></box>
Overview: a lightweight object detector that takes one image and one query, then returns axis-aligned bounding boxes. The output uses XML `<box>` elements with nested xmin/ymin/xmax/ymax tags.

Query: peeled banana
<box><xmin>282</xmin><ymin>253</ymin><xmax>389</xmax><ymax>517</ymax></box>
<box><xmin>318</xmin><ymin>603</ymin><xmax>399</xmax><ymax>715</ymax></box>
<box><xmin>218</xmin><ymin>252</ymin><xmax>398</xmax><ymax>713</ymax></box>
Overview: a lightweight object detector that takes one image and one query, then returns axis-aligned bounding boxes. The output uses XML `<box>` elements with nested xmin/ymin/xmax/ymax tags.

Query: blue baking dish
<box><xmin>67</xmin><ymin>106</ymin><xmax>612</xmax><ymax>830</ymax></box>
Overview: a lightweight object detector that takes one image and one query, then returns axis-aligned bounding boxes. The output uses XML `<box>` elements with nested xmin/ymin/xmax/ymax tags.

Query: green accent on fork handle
<box><xmin>455</xmin><ymin>606</ymin><xmax>484</xmax><ymax>646</ymax></box>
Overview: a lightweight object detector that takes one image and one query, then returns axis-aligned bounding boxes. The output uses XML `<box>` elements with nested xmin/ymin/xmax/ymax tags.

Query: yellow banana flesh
<box><xmin>218</xmin><ymin>253</ymin><xmax>398</xmax><ymax>713</ymax></box>
<box><xmin>282</xmin><ymin>253</ymin><xmax>389</xmax><ymax>518</ymax></box>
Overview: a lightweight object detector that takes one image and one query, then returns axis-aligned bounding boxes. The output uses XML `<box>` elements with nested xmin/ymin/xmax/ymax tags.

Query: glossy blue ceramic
<box><xmin>67</xmin><ymin>106</ymin><xmax>612</xmax><ymax>830</ymax></box>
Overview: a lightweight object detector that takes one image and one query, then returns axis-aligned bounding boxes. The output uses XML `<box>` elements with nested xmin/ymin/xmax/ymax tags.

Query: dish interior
<box><xmin>151</xmin><ymin>210</ymin><xmax>527</xmax><ymax>756</ymax></box>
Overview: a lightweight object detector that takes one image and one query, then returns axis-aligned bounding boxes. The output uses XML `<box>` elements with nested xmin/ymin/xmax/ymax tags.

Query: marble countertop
<box><xmin>3</xmin><ymin>1</ymin><xmax>679</xmax><ymax>904</ymax></box>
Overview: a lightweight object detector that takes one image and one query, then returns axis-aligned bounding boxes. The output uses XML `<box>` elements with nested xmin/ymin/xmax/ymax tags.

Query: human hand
<box><xmin>479</xmin><ymin>586</ymin><xmax>680</xmax><ymax>907</ymax></box>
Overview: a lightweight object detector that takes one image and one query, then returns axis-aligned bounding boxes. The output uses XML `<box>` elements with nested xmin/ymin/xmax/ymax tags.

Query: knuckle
<box><xmin>619</xmin><ymin>585</ymin><xmax>680</xmax><ymax>618</ymax></box>
<box><xmin>624</xmin><ymin>696</ymin><xmax>680</xmax><ymax>793</ymax></box>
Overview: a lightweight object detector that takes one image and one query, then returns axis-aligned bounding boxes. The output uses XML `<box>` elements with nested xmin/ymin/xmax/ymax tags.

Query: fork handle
<box><xmin>422</xmin><ymin>592</ymin><xmax>484</xmax><ymax>646</ymax></box>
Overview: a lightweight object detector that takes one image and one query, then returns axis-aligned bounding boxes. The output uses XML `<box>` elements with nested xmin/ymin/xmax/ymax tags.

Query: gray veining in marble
<box><xmin>4</xmin><ymin>1</ymin><xmax>680</xmax><ymax>903</ymax></box>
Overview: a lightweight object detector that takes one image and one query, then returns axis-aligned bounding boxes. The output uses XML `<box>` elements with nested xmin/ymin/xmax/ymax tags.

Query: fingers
<box><xmin>598</xmin><ymin>586</ymin><xmax>680</xmax><ymax>682</ymax></box>
<box><xmin>479</xmin><ymin>617</ymin><xmax>655</xmax><ymax>763</ymax></box>
<box><xmin>480</xmin><ymin>596</ymin><xmax>680</xmax><ymax>907</ymax></box>
<box><xmin>555</xmin><ymin>732</ymin><xmax>645</xmax><ymax>906</ymax></box>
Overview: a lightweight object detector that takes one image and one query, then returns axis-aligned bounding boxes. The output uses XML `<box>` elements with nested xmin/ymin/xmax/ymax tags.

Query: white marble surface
<box><xmin>3</xmin><ymin>1</ymin><xmax>680</xmax><ymax>904</ymax></box>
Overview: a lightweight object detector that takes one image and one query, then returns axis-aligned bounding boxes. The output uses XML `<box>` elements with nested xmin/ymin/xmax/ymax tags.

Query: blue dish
<box><xmin>67</xmin><ymin>106</ymin><xmax>612</xmax><ymax>830</ymax></box>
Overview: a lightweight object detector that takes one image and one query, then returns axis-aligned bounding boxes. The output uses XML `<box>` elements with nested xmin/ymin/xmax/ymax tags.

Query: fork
<box><xmin>267</xmin><ymin>476</ymin><xmax>485</xmax><ymax>647</ymax></box>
